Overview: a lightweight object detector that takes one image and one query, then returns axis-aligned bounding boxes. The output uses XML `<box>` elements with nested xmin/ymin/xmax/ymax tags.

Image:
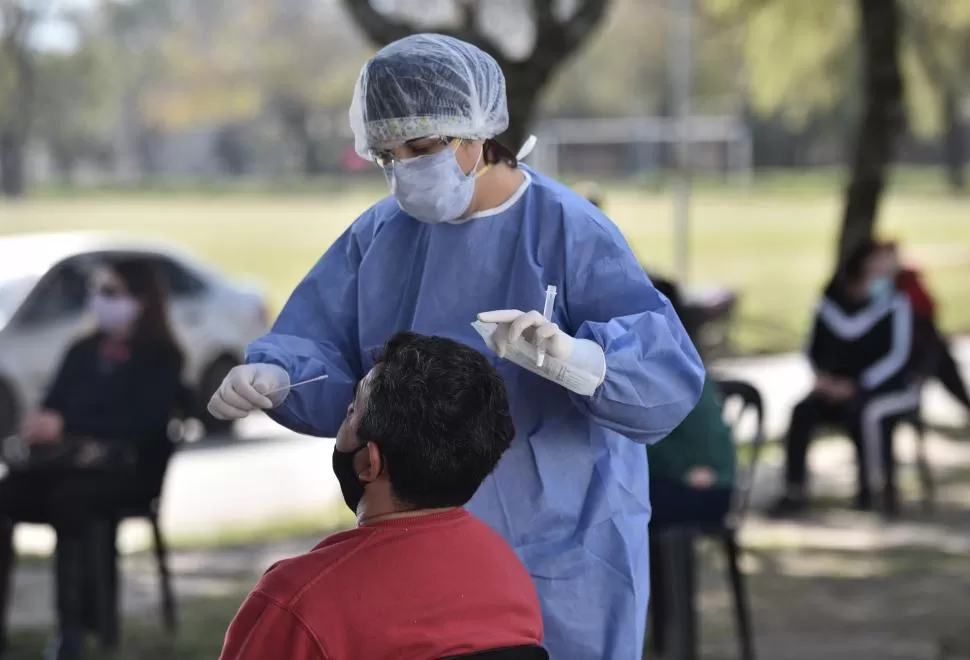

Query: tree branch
<box><xmin>341</xmin><ymin>0</ymin><xmax>508</xmax><ymax>66</ymax></box>
<box><xmin>561</xmin><ymin>0</ymin><xmax>611</xmax><ymax>51</ymax></box>
<box><xmin>530</xmin><ymin>0</ymin><xmax>557</xmax><ymax>34</ymax></box>
<box><xmin>531</xmin><ymin>0</ymin><xmax>610</xmax><ymax>72</ymax></box>
<box><xmin>456</xmin><ymin>0</ymin><xmax>480</xmax><ymax>33</ymax></box>
<box><xmin>340</xmin><ymin>0</ymin><xmax>419</xmax><ymax>47</ymax></box>
<box><xmin>904</xmin><ymin>4</ymin><xmax>953</xmax><ymax>89</ymax></box>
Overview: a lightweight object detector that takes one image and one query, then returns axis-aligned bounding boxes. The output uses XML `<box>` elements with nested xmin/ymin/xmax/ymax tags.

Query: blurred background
<box><xmin>0</xmin><ymin>0</ymin><xmax>968</xmax><ymax>658</ymax></box>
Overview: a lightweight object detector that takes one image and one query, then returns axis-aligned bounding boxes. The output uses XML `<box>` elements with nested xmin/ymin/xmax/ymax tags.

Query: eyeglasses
<box><xmin>370</xmin><ymin>136</ymin><xmax>455</xmax><ymax>169</ymax></box>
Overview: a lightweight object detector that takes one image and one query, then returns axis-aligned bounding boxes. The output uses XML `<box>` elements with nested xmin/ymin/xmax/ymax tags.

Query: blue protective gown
<box><xmin>247</xmin><ymin>168</ymin><xmax>705</xmax><ymax>659</ymax></box>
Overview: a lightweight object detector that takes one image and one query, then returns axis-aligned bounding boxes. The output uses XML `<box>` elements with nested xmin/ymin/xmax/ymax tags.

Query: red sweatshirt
<box><xmin>219</xmin><ymin>509</ymin><xmax>543</xmax><ymax>660</ymax></box>
<box><xmin>896</xmin><ymin>267</ymin><xmax>935</xmax><ymax>320</ymax></box>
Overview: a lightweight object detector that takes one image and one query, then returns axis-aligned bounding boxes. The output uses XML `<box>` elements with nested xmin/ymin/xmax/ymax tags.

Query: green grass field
<box><xmin>2</xmin><ymin>179</ymin><xmax>968</xmax><ymax>353</ymax></box>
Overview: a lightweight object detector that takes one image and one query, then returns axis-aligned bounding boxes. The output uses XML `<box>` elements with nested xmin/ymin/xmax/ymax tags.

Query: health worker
<box><xmin>208</xmin><ymin>33</ymin><xmax>704</xmax><ymax>660</ymax></box>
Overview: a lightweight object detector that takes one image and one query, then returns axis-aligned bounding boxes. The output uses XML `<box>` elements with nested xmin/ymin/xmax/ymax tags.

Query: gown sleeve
<box><xmin>246</xmin><ymin>223</ymin><xmax>366</xmax><ymax>437</ymax></box>
<box><xmin>564</xmin><ymin>217</ymin><xmax>705</xmax><ymax>445</ymax></box>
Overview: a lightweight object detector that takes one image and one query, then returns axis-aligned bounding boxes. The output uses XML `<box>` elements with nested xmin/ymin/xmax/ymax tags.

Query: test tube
<box><xmin>536</xmin><ymin>285</ymin><xmax>558</xmax><ymax>367</ymax></box>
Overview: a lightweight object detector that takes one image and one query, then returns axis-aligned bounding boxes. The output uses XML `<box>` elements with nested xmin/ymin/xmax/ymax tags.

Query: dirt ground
<box><xmin>687</xmin><ymin>469</ymin><xmax>970</xmax><ymax>660</ymax></box>
<box><xmin>8</xmin><ymin>435</ymin><xmax>970</xmax><ymax>660</ymax></box>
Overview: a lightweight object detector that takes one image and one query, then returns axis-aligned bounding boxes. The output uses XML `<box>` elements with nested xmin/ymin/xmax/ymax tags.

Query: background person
<box><xmin>0</xmin><ymin>260</ymin><xmax>184</xmax><ymax>660</ymax></box>
<box><xmin>645</xmin><ymin>288</ymin><xmax>736</xmax><ymax>657</ymax></box>
<box><xmin>769</xmin><ymin>240</ymin><xmax>917</xmax><ymax>517</ymax></box>
<box><xmin>208</xmin><ymin>34</ymin><xmax>704</xmax><ymax>660</ymax></box>
<box><xmin>879</xmin><ymin>240</ymin><xmax>970</xmax><ymax>417</ymax></box>
<box><xmin>219</xmin><ymin>333</ymin><xmax>543</xmax><ymax>660</ymax></box>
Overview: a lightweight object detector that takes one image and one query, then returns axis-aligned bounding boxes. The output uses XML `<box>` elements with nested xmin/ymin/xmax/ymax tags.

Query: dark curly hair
<box><xmin>357</xmin><ymin>332</ymin><xmax>515</xmax><ymax>510</ymax></box>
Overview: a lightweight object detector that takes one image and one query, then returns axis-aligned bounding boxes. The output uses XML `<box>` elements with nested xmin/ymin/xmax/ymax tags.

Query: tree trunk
<box><xmin>50</xmin><ymin>140</ymin><xmax>79</xmax><ymax>186</ymax></box>
<box><xmin>500</xmin><ymin>63</ymin><xmax>545</xmax><ymax>154</ymax></box>
<box><xmin>0</xmin><ymin>131</ymin><xmax>27</xmax><ymax>198</ymax></box>
<box><xmin>214</xmin><ymin>125</ymin><xmax>249</xmax><ymax>177</ymax></box>
<box><xmin>836</xmin><ymin>0</ymin><xmax>904</xmax><ymax>265</ymax></box>
<box><xmin>500</xmin><ymin>100</ymin><xmax>533</xmax><ymax>156</ymax></box>
<box><xmin>301</xmin><ymin>141</ymin><xmax>325</xmax><ymax>177</ymax></box>
<box><xmin>943</xmin><ymin>91</ymin><xmax>966</xmax><ymax>193</ymax></box>
<box><xmin>275</xmin><ymin>96</ymin><xmax>324</xmax><ymax>176</ymax></box>
<box><xmin>135</xmin><ymin>126</ymin><xmax>163</xmax><ymax>179</ymax></box>
<box><xmin>1</xmin><ymin>6</ymin><xmax>35</xmax><ymax>199</ymax></box>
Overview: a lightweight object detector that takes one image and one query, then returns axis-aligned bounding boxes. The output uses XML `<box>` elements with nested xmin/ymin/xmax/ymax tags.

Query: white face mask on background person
<box><xmin>867</xmin><ymin>276</ymin><xmax>894</xmax><ymax>302</ymax></box>
<box><xmin>90</xmin><ymin>294</ymin><xmax>140</xmax><ymax>333</ymax></box>
<box><xmin>389</xmin><ymin>143</ymin><xmax>486</xmax><ymax>224</ymax></box>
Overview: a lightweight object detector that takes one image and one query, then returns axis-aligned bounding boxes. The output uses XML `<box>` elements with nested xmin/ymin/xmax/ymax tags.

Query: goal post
<box><xmin>528</xmin><ymin>116</ymin><xmax>752</xmax><ymax>187</ymax></box>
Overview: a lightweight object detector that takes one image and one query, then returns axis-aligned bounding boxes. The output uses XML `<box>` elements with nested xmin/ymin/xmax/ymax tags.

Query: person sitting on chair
<box><xmin>0</xmin><ymin>260</ymin><xmax>185</xmax><ymax>660</ymax></box>
<box><xmin>769</xmin><ymin>239</ymin><xmax>918</xmax><ymax>517</ymax></box>
<box><xmin>647</xmin><ymin>277</ymin><xmax>734</xmax><ymax>527</ymax></box>
<box><xmin>645</xmin><ymin>287</ymin><xmax>736</xmax><ymax>657</ymax></box>
<box><xmin>219</xmin><ymin>332</ymin><xmax>544</xmax><ymax>660</ymax></box>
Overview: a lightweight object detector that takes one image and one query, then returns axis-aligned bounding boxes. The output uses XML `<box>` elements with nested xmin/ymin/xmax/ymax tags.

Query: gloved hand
<box><xmin>207</xmin><ymin>364</ymin><xmax>290</xmax><ymax>421</ymax></box>
<box><xmin>476</xmin><ymin>309</ymin><xmax>574</xmax><ymax>359</ymax></box>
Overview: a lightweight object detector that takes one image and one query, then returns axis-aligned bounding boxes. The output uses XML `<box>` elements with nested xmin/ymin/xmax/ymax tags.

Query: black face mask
<box><xmin>332</xmin><ymin>445</ymin><xmax>368</xmax><ymax>513</ymax></box>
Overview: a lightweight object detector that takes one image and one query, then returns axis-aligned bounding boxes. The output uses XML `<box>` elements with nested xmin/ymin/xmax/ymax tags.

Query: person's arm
<box><xmin>246</xmin><ymin>223</ymin><xmax>367</xmax><ymax>437</ymax></box>
<box><xmin>860</xmin><ymin>294</ymin><xmax>914</xmax><ymax>394</ymax></box>
<box><xmin>565</xmin><ymin>222</ymin><xmax>704</xmax><ymax>445</ymax></box>
<box><xmin>219</xmin><ymin>592</ymin><xmax>325</xmax><ymax>660</ymax></box>
<box><xmin>807</xmin><ymin>301</ymin><xmax>847</xmax><ymax>383</ymax></box>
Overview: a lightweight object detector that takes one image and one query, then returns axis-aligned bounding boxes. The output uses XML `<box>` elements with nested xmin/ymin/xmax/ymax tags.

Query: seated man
<box><xmin>648</xmin><ymin>381</ymin><xmax>735</xmax><ymax>528</ymax></box>
<box><xmin>770</xmin><ymin>239</ymin><xmax>917</xmax><ymax>517</ymax></box>
<box><xmin>647</xmin><ymin>280</ymin><xmax>734</xmax><ymax>529</ymax></box>
<box><xmin>219</xmin><ymin>332</ymin><xmax>543</xmax><ymax>660</ymax></box>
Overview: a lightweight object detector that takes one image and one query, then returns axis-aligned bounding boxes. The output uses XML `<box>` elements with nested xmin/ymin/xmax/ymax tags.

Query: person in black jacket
<box><xmin>0</xmin><ymin>259</ymin><xmax>184</xmax><ymax>660</ymax></box>
<box><xmin>769</xmin><ymin>239</ymin><xmax>917</xmax><ymax>518</ymax></box>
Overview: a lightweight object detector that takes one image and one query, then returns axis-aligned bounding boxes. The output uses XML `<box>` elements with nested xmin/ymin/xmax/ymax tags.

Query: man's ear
<box><xmin>358</xmin><ymin>442</ymin><xmax>384</xmax><ymax>483</ymax></box>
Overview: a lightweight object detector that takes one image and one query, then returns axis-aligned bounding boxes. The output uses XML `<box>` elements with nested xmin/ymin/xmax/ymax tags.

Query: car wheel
<box><xmin>198</xmin><ymin>356</ymin><xmax>239</xmax><ymax>437</ymax></box>
<box><xmin>0</xmin><ymin>381</ymin><xmax>19</xmax><ymax>440</ymax></box>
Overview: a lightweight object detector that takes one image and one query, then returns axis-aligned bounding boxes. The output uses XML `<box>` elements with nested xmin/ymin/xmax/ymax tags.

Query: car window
<box><xmin>0</xmin><ymin>275</ymin><xmax>39</xmax><ymax>327</ymax></box>
<box><xmin>154</xmin><ymin>257</ymin><xmax>208</xmax><ymax>298</ymax></box>
<box><xmin>106</xmin><ymin>255</ymin><xmax>207</xmax><ymax>299</ymax></box>
<box><xmin>18</xmin><ymin>261</ymin><xmax>89</xmax><ymax>325</ymax></box>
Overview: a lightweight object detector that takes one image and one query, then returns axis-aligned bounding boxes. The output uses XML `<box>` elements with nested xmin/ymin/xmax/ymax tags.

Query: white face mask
<box><xmin>390</xmin><ymin>144</ymin><xmax>484</xmax><ymax>224</ymax></box>
<box><xmin>90</xmin><ymin>294</ymin><xmax>140</xmax><ymax>333</ymax></box>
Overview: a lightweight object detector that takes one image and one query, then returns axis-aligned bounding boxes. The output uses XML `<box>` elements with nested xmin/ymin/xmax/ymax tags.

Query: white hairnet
<box><xmin>349</xmin><ymin>34</ymin><xmax>509</xmax><ymax>159</ymax></box>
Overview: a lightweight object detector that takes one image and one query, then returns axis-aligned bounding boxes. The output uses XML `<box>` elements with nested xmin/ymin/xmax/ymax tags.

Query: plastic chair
<box><xmin>1</xmin><ymin>421</ymin><xmax>185</xmax><ymax>652</ymax></box>
<box><xmin>873</xmin><ymin>409</ymin><xmax>934</xmax><ymax>515</ymax></box>
<box><xmin>90</xmin><ymin>388</ymin><xmax>192</xmax><ymax>649</ymax></box>
<box><xmin>90</xmin><ymin>487</ymin><xmax>179</xmax><ymax>649</ymax></box>
<box><xmin>817</xmin><ymin>402</ymin><xmax>933</xmax><ymax>516</ymax></box>
<box><xmin>651</xmin><ymin>378</ymin><xmax>764</xmax><ymax>660</ymax></box>
<box><xmin>905</xmin><ymin>412</ymin><xmax>935</xmax><ymax>513</ymax></box>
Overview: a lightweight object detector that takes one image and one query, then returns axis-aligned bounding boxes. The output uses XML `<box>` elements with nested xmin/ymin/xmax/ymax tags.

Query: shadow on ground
<box><xmin>685</xmin><ymin>491</ymin><xmax>970</xmax><ymax>660</ymax></box>
<box><xmin>5</xmin><ymin>593</ymin><xmax>244</xmax><ymax>660</ymax></box>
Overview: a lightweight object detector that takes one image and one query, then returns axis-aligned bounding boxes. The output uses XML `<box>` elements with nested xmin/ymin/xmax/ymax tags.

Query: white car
<box><xmin>0</xmin><ymin>232</ymin><xmax>270</xmax><ymax>438</ymax></box>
